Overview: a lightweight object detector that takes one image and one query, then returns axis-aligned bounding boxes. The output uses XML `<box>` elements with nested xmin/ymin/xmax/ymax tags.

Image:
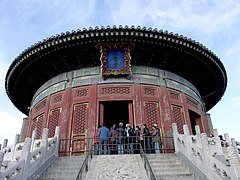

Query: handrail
<box><xmin>139</xmin><ymin>144</ymin><xmax>157</xmax><ymax>180</ymax></box>
<box><xmin>75</xmin><ymin>145</ymin><xmax>94</xmax><ymax>180</ymax></box>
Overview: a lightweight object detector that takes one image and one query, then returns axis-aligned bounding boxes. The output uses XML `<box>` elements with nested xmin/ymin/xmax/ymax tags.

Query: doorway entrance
<box><xmin>99</xmin><ymin>101</ymin><xmax>133</xmax><ymax>129</ymax></box>
<box><xmin>189</xmin><ymin>110</ymin><xmax>201</xmax><ymax>135</ymax></box>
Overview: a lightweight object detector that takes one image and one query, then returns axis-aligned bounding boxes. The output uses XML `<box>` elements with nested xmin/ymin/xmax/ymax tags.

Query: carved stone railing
<box><xmin>0</xmin><ymin>126</ymin><xmax>60</xmax><ymax>180</ymax></box>
<box><xmin>172</xmin><ymin>123</ymin><xmax>240</xmax><ymax>180</ymax></box>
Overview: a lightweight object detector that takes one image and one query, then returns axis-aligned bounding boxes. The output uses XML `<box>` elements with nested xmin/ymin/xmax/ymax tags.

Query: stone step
<box><xmin>149</xmin><ymin>163</ymin><xmax>186</xmax><ymax>169</ymax></box>
<box><xmin>155</xmin><ymin>173</ymin><xmax>195</xmax><ymax>180</ymax></box>
<box><xmin>44</xmin><ymin>166</ymin><xmax>81</xmax><ymax>172</ymax></box>
<box><xmin>39</xmin><ymin>156</ymin><xmax>86</xmax><ymax>179</ymax></box>
<box><xmin>152</xmin><ymin>166</ymin><xmax>190</xmax><ymax>174</ymax></box>
<box><xmin>149</xmin><ymin>159</ymin><xmax>183</xmax><ymax>165</ymax></box>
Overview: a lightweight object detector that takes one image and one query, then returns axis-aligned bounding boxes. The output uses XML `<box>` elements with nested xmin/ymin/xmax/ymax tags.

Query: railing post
<box><xmin>172</xmin><ymin>123</ymin><xmax>179</xmax><ymax>153</ymax></box>
<box><xmin>20</xmin><ymin>138</ymin><xmax>32</xmax><ymax>180</ymax></box>
<box><xmin>54</xmin><ymin>126</ymin><xmax>60</xmax><ymax>156</ymax></box>
<box><xmin>30</xmin><ymin>129</ymin><xmax>37</xmax><ymax>152</ymax></box>
<box><xmin>10</xmin><ymin>134</ymin><xmax>20</xmax><ymax>161</ymax></box>
<box><xmin>226</xmin><ymin>135</ymin><xmax>240</xmax><ymax>179</ymax></box>
<box><xmin>41</xmin><ymin>128</ymin><xmax>48</xmax><ymax>165</ymax></box>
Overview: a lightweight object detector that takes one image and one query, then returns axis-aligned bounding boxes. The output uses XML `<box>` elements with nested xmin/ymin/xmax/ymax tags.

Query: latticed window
<box><xmin>52</xmin><ymin>93</ymin><xmax>63</xmax><ymax>104</ymax></box>
<box><xmin>144</xmin><ymin>101</ymin><xmax>159</xmax><ymax>130</ymax></box>
<box><xmin>30</xmin><ymin>113</ymin><xmax>44</xmax><ymax>139</ymax></box>
<box><xmin>169</xmin><ymin>91</ymin><xmax>180</xmax><ymax>101</ymax></box>
<box><xmin>34</xmin><ymin>99</ymin><xmax>47</xmax><ymax>112</ymax></box>
<box><xmin>76</xmin><ymin>89</ymin><xmax>88</xmax><ymax>97</ymax></box>
<box><xmin>100</xmin><ymin>87</ymin><xmax>130</xmax><ymax>95</ymax></box>
<box><xmin>186</xmin><ymin>97</ymin><xmax>198</xmax><ymax>109</ymax></box>
<box><xmin>72</xmin><ymin>103</ymin><xmax>88</xmax><ymax>134</ymax></box>
<box><xmin>48</xmin><ymin>108</ymin><xmax>61</xmax><ymax>137</ymax></box>
<box><xmin>144</xmin><ymin>88</ymin><xmax>156</xmax><ymax>96</ymax></box>
<box><xmin>171</xmin><ymin>105</ymin><xmax>184</xmax><ymax>134</ymax></box>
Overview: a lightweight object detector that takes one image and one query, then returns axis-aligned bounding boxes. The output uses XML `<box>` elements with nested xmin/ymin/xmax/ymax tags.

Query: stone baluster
<box><xmin>20</xmin><ymin>138</ymin><xmax>32</xmax><ymax>180</ymax></box>
<box><xmin>54</xmin><ymin>126</ymin><xmax>60</xmax><ymax>156</ymax></box>
<box><xmin>195</xmin><ymin>125</ymin><xmax>201</xmax><ymax>147</ymax></box>
<box><xmin>11</xmin><ymin>134</ymin><xmax>20</xmax><ymax>161</ymax></box>
<box><xmin>2</xmin><ymin>139</ymin><xmax>8</xmax><ymax>149</ymax></box>
<box><xmin>212</xmin><ymin>129</ymin><xmax>224</xmax><ymax>155</ymax></box>
<box><xmin>172</xmin><ymin>123</ymin><xmax>179</xmax><ymax>153</ymax></box>
<box><xmin>41</xmin><ymin>128</ymin><xmax>48</xmax><ymax>165</ymax></box>
<box><xmin>226</xmin><ymin>136</ymin><xmax>240</xmax><ymax>180</ymax></box>
<box><xmin>183</xmin><ymin>124</ymin><xmax>191</xmax><ymax>158</ymax></box>
<box><xmin>201</xmin><ymin>133</ymin><xmax>215</xmax><ymax>180</ymax></box>
<box><xmin>30</xmin><ymin>129</ymin><xmax>37</xmax><ymax>152</ymax></box>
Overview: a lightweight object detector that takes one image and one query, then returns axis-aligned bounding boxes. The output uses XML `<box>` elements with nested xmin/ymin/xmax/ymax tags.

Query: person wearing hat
<box><xmin>152</xmin><ymin>123</ymin><xmax>161</xmax><ymax>154</ymax></box>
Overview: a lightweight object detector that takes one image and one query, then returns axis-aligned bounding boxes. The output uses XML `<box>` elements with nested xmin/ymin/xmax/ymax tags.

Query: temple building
<box><xmin>5</xmin><ymin>25</ymin><xmax>227</xmax><ymax>154</ymax></box>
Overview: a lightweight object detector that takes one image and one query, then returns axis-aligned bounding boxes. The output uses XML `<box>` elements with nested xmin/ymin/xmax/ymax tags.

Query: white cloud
<box><xmin>0</xmin><ymin>110</ymin><xmax>22</xmax><ymax>146</ymax></box>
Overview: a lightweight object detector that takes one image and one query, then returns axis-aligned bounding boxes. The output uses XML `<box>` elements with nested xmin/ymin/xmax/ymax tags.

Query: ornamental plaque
<box><xmin>96</xmin><ymin>43</ymin><xmax>134</xmax><ymax>80</ymax></box>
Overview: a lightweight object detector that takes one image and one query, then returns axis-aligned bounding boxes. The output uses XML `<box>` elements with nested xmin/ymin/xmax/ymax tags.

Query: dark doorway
<box><xmin>100</xmin><ymin>101</ymin><xmax>130</xmax><ymax>129</ymax></box>
<box><xmin>189</xmin><ymin>110</ymin><xmax>201</xmax><ymax>135</ymax></box>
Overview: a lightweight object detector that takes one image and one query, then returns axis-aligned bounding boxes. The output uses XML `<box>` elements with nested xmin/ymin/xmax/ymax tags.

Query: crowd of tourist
<box><xmin>94</xmin><ymin>122</ymin><xmax>161</xmax><ymax>155</ymax></box>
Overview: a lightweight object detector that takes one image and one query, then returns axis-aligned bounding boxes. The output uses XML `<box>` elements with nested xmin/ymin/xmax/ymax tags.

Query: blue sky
<box><xmin>0</xmin><ymin>0</ymin><xmax>240</xmax><ymax>145</ymax></box>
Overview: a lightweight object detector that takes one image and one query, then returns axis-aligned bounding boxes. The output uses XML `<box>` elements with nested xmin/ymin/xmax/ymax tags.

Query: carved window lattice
<box><xmin>30</xmin><ymin>119</ymin><xmax>37</xmax><ymax>138</ymax></box>
<box><xmin>34</xmin><ymin>99</ymin><xmax>47</xmax><ymax>112</ymax></box>
<box><xmin>76</xmin><ymin>89</ymin><xmax>88</xmax><ymax>97</ymax></box>
<box><xmin>52</xmin><ymin>93</ymin><xmax>62</xmax><ymax>104</ymax></box>
<box><xmin>48</xmin><ymin>109</ymin><xmax>60</xmax><ymax>137</ymax></box>
<box><xmin>170</xmin><ymin>91</ymin><xmax>180</xmax><ymax>101</ymax></box>
<box><xmin>144</xmin><ymin>88</ymin><xmax>156</xmax><ymax>96</ymax></box>
<box><xmin>186</xmin><ymin>97</ymin><xmax>198</xmax><ymax>109</ymax></box>
<box><xmin>100</xmin><ymin>87</ymin><xmax>130</xmax><ymax>95</ymax></box>
<box><xmin>172</xmin><ymin>105</ymin><xmax>183</xmax><ymax>134</ymax></box>
<box><xmin>145</xmin><ymin>102</ymin><xmax>158</xmax><ymax>129</ymax></box>
<box><xmin>36</xmin><ymin>114</ymin><xmax>43</xmax><ymax>139</ymax></box>
<box><xmin>73</xmin><ymin>104</ymin><xmax>87</xmax><ymax>134</ymax></box>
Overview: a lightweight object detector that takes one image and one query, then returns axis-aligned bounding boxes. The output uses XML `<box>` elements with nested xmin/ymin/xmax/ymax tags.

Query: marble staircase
<box><xmin>147</xmin><ymin>154</ymin><xmax>198</xmax><ymax>180</ymax></box>
<box><xmin>39</xmin><ymin>156</ymin><xmax>85</xmax><ymax>180</ymax></box>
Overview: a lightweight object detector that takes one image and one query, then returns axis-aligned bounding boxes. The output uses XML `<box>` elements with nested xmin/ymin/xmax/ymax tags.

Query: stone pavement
<box><xmin>85</xmin><ymin>154</ymin><xmax>149</xmax><ymax>180</ymax></box>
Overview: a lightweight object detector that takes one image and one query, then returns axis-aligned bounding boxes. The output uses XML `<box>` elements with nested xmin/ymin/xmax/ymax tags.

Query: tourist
<box><xmin>135</xmin><ymin>125</ymin><xmax>141</xmax><ymax>153</ymax></box>
<box><xmin>125</xmin><ymin>124</ymin><xmax>134</xmax><ymax>154</ymax></box>
<box><xmin>109</xmin><ymin>124</ymin><xmax>117</xmax><ymax>154</ymax></box>
<box><xmin>94</xmin><ymin>125</ymin><xmax>101</xmax><ymax>155</ymax></box>
<box><xmin>116</xmin><ymin>122</ymin><xmax>125</xmax><ymax>154</ymax></box>
<box><xmin>98</xmin><ymin>123</ymin><xmax>110</xmax><ymax>155</ymax></box>
<box><xmin>142</xmin><ymin>124</ymin><xmax>151</xmax><ymax>153</ymax></box>
<box><xmin>152</xmin><ymin>124</ymin><xmax>161</xmax><ymax>154</ymax></box>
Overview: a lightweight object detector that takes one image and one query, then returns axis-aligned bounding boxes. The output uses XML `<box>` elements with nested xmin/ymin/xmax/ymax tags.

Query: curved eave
<box><xmin>5</xmin><ymin>25</ymin><xmax>227</xmax><ymax>115</ymax></box>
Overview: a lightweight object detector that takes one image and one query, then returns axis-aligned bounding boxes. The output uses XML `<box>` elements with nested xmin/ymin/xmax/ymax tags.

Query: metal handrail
<box><xmin>75</xmin><ymin>145</ymin><xmax>94</xmax><ymax>180</ymax></box>
<box><xmin>139</xmin><ymin>144</ymin><xmax>157</xmax><ymax>180</ymax></box>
